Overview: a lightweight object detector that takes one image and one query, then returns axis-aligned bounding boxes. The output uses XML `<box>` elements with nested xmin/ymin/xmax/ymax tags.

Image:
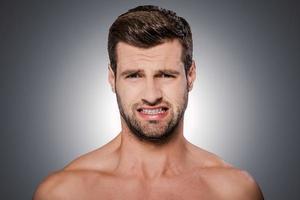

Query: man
<box><xmin>34</xmin><ymin>5</ymin><xmax>264</xmax><ymax>200</ymax></box>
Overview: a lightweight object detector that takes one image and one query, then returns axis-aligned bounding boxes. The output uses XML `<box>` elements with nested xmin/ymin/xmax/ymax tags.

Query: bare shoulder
<box><xmin>202</xmin><ymin>166</ymin><xmax>264</xmax><ymax>200</ymax></box>
<box><xmin>186</xmin><ymin>143</ymin><xmax>263</xmax><ymax>199</ymax></box>
<box><xmin>33</xmin><ymin>168</ymin><xmax>108</xmax><ymax>200</ymax></box>
<box><xmin>33</xmin><ymin>136</ymin><xmax>120</xmax><ymax>200</ymax></box>
<box><xmin>33</xmin><ymin>170</ymin><xmax>80</xmax><ymax>200</ymax></box>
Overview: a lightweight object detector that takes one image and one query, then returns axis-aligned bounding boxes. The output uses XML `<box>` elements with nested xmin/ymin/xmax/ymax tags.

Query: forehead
<box><xmin>116</xmin><ymin>40</ymin><xmax>183</xmax><ymax>70</ymax></box>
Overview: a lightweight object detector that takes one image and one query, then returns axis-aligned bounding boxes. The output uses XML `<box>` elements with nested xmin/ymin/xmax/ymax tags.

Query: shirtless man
<box><xmin>33</xmin><ymin>5</ymin><xmax>264</xmax><ymax>200</ymax></box>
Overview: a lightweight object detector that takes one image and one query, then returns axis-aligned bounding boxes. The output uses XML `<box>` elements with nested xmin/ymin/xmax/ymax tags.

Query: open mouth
<box><xmin>137</xmin><ymin>107</ymin><xmax>169</xmax><ymax>115</ymax></box>
<box><xmin>136</xmin><ymin>106</ymin><xmax>169</xmax><ymax>120</ymax></box>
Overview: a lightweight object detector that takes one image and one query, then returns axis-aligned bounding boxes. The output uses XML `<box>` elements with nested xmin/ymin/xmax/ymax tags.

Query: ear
<box><xmin>108</xmin><ymin>64</ymin><xmax>116</xmax><ymax>93</ymax></box>
<box><xmin>187</xmin><ymin>60</ymin><xmax>196</xmax><ymax>92</ymax></box>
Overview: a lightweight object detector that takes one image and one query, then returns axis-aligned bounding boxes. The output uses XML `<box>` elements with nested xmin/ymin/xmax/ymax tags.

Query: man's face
<box><xmin>109</xmin><ymin>40</ymin><xmax>195</xmax><ymax>143</ymax></box>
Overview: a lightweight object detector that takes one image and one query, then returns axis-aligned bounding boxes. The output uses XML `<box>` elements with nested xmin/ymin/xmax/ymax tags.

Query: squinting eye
<box><xmin>126</xmin><ymin>73</ymin><xmax>141</xmax><ymax>79</ymax></box>
<box><xmin>161</xmin><ymin>73</ymin><xmax>175</xmax><ymax>78</ymax></box>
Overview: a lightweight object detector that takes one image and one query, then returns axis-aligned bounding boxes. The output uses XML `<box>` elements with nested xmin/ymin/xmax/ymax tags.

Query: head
<box><xmin>108</xmin><ymin>5</ymin><xmax>196</xmax><ymax>144</ymax></box>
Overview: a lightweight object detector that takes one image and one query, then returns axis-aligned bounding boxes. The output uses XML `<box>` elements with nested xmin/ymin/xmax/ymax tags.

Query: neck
<box><xmin>114</xmin><ymin>119</ymin><xmax>189</xmax><ymax>180</ymax></box>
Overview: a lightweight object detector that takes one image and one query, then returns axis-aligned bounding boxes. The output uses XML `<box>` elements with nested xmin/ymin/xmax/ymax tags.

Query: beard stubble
<box><xmin>115</xmin><ymin>89</ymin><xmax>188</xmax><ymax>144</ymax></box>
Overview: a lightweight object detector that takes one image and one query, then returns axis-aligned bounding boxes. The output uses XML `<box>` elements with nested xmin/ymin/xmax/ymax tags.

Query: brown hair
<box><xmin>108</xmin><ymin>5</ymin><xmax>193</xmax><ymax>75</ymax></box>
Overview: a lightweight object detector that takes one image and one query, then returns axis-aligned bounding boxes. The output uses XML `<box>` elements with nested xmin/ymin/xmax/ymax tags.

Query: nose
<box><xmin>141</xmin><ymin>78</ymin><xmax>163</xmax><ymax>105</ymax></box>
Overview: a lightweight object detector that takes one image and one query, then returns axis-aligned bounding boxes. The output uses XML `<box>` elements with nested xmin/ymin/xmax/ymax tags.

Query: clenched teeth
<box><xmin>140</xmin><ymin>108</ymin><xmax>165</xmax><ymax>115</ymax></box>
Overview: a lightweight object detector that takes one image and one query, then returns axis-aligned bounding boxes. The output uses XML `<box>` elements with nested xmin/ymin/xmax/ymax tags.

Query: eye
<box><xmin>160</xmin><ymin>73</ymin><xmax>175</xmax><ymax>78</ymax></box>
<box><xmin>126</xmin><ymin>73</ymin><xmax>141</xmax><ymax>79</ymax></box>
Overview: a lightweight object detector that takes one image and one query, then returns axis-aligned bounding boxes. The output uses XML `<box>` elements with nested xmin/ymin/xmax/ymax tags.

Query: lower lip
<box><xmin>137</xmin><ymin>110</ymin><xmax>169</xmax><ymax>120</ymax></box>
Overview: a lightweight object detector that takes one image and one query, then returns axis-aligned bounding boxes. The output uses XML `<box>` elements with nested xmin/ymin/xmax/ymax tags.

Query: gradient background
<box><xmin>1</xmin><ymin>0</ymin><xmax>299</xmax><ymax>199</ymax></box>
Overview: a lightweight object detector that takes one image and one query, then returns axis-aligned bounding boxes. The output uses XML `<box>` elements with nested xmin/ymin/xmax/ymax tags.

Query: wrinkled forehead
<box><xmin>116</xmin><ymin>40</ymin><xmax>184</xmax><ymax>71</ymax></box>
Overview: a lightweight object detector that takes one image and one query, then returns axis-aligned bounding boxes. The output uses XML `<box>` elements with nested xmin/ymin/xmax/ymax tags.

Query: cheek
<box><xmin>162</xmin><ymin>81</ymin><xmax>187</xmax><ymax>105</ymax></box>
<box><xmin>116</xmin><ymin>82</ymin><xmax>142</xmax><ymax>107</ymax></box>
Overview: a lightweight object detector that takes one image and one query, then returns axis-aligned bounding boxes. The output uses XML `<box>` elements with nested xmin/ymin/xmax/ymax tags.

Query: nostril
<box><xmin>141</xmin><ymin>97</ymin><xmax>163</xmax><ymax>106</ymax></box>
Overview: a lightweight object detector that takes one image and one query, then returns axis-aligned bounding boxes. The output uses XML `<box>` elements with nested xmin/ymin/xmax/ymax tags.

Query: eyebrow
<box><xmin>157</xmin><ymin>69</ymin><xmax>180</xmax><ymax>75</ymax></box>
<box><xmin>120</xmin><ymin>69</ymin><xmax>180</xmax><ymax>77</ymax></box>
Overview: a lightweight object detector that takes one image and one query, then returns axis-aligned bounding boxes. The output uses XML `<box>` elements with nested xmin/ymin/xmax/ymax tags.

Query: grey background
<box><xmin>1</xmin><ymin>0</ymin><xmax>299</xmax><ymax>199</ymax></box>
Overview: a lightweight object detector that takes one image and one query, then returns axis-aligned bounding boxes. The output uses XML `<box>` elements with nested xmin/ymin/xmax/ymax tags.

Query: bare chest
<box><xmin>70</xmin><ymin>176</ymin><xmax>217</xmax><ymax>200</ymax></box>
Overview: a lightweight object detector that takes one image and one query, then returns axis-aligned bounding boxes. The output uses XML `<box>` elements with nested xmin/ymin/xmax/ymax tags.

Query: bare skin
<box><xmin>33</xmin><ymin>40</ymin><xmax>264</xmax><ymax>200</ymax></box>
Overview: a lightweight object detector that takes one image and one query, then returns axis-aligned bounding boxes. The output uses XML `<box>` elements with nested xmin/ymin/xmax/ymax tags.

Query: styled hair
<box><xmin>108</xmin><ymin>5</ymin><xmax>193</xmax><ymax>75</ymax></box>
